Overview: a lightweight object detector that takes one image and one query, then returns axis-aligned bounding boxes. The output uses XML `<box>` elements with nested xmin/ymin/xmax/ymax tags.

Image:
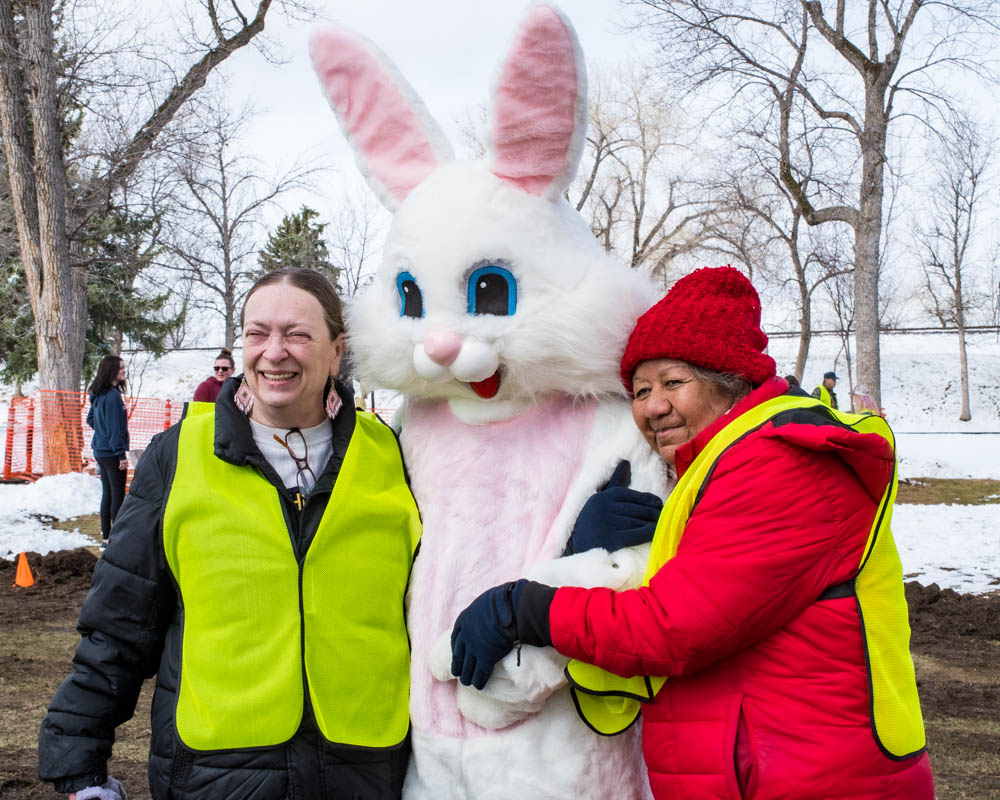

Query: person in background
<box><xmin>852</xmin><ymin>382</ymin><xmax>882</xmax><ymax>416</ymax></box>
<box><xmin>86</xmin><ymin>355</ymin><xmax>129</xmax><ymax>545</ymax></box>
<box><xmin>192</xmin><ymin>347</ymin><xmax>236</xmax><ymax>402</ymax></box>
<box><xmin>812</xmin><ymin>370</ymin><xmax>839</xmax><ymax>409</ymax></box>
<box><xmin>783</xmin><ymin>373</ymin><xmax>810</xmax><ymax>398</ymax></box>
<box><xmin>449</xmin><ymin>265</ymin><xmax>933</xmax><ymax>800</ymax></box>
<box><xmin>39</xmin><ymin>268</ymin><xmax>421</xmax><ymax>800</ymax></box>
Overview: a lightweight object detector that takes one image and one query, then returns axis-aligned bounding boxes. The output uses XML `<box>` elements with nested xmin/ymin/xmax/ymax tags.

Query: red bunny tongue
<box><xmin>469</xmin><ymin>370</ymin><xmax>501</xmax><ymax>399</ymax></box>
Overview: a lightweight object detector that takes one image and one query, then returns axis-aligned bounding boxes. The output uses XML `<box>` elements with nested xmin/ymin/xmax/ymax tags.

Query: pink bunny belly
<box><xmin>402</xmin><ymin>396</ymin><xmax>596</xmax><ymax>737</ymax></box>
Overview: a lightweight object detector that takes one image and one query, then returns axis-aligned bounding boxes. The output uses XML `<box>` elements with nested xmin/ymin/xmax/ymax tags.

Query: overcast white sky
<box><xmin>122</xmin><ymin>0</ymin><xmax>997</xmax><ymax>338</ymax></box>
<box><xmin>217</xmin><ymin>1</ymin><xmax>653</xmax><ymax>223</ymax></box>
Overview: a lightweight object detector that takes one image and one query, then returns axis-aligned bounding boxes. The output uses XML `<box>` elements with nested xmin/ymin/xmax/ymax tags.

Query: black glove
<box><xmin>451</xmin><ymin>580</ymin><xmax>526</xmax><ymax>690</ymax></box>
<box><xmin>564</xmin><ymin>460</ymin><xmax>663</xmax><ymax>555</ymax></box>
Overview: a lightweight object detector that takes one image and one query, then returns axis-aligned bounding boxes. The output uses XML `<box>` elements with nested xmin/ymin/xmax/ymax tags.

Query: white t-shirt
<box><xmin>249</xmin><ymin>418</ymin><xmax>334</xmax><ymax>496</ymax></box>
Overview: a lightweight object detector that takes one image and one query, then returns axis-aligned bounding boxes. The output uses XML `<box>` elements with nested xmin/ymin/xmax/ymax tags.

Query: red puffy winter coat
<box><xmin>549</xmin><ymin>378</ymin><xmax>933</xmax><ymax>800</ymax></box>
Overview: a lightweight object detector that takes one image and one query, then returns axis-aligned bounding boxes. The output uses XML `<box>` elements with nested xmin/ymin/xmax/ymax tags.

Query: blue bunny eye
<box><xmin>468</xmin><ymin>265</ymin><xmax>516</xmax><ymax>316</ymax></box>
<box><xmin>397</xmin><ymin>271</ymin><xmax>423</xmax><ymax>318</ymax></box>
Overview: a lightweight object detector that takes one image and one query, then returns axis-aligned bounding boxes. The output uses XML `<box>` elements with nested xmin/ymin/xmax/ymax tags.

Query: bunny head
<box><xmin>311</xmin><ymin>4</ymin><xmax>654</xmax><ymax>425</ymax></box>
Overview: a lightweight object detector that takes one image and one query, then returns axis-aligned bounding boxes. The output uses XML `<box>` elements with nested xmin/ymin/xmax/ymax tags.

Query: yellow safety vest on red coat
<box><xmin>566</xmin><ymin>394</ymin><xmax>924</xmax><ymax>759</ymax></box>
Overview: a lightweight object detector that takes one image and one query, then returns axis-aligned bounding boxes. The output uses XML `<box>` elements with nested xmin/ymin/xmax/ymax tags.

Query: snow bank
<box><xmin>894</xmin><ymin>504</ymin><xmax>999</xmax><ymax>594</ymax></box>
<box><xmin>0</xmin><ymin>473</ymin><xmax>101</xmax><ymax>559</ymax></box>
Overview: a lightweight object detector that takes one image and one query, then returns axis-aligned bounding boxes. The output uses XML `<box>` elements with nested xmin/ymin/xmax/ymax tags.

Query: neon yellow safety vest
<box><xmin>815</xmin><ymin>384</ymin><xmax>836</xmax><ymax>408</ymax></box>
<box><xmin>566</xmin><ymin>395</ymin><xmax>926</xmax><ymax>759</ymax></box>
<box><xmin>183</xmin><ymin>400</ymin><xmax>215</xmax><ymax>417</ymax></box>
<box><xmin>163</xmin><ymin>409</ymin><xmax>421</xmax><ymax>751</ymax></box>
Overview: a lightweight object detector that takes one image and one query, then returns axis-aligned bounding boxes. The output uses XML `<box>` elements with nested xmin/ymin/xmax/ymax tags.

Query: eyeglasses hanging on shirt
<box><xmin>273</xmin><ymin>429</ymin><xmax>318</xmax><ymax>510</ymax></box>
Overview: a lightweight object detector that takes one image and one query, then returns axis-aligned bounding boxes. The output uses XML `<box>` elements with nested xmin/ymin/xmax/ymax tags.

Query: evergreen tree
<box><xmin>0</xmin><ymin>207</ymin><xmax>185</xmax><ymax>386</ymax></box>
<box><xmin>0</xmin><ymin>8</ymin><xmax>179</xmax><ymax>389</ymax></box>
<box><xmin>0</xmin><ymin>255</ymin><xmax>36</xmax><ymax>387</ymax></box>
<box><xmin>258</xmin><ymin>206</ymin><xmax>340</xmax><ymax>286</ymax></box>
<box><xmin>83</xmin><ymin>208</ymin><xmax>184</xmax><ymax>379</ymax></box>
<box><xmin>1</xmin><ymin>164</ymin><xmax>36</xmax><ymax>387</ymax></box>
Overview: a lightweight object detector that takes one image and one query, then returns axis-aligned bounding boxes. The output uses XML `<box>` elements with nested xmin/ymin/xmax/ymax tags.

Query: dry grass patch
<box><xmin>897</xmin><ymin>478</ymin><xmax>1000</xmax><ymax>505</ymax></box>
<box><xmin>49</xmin><ymin>513</ymin><xmax>102</xmax><ymax>541</ymax></box>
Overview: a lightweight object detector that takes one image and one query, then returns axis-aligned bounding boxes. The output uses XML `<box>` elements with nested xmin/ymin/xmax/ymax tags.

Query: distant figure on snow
<box><xmin>812</xmin><ymin>370</ymin><xmax>839</xmax><ymax>409</ymax></box>
<box><xmin>193</xmin><ymin>347</ymin><xmax>235</xmax><ymax>402</ymax></box>
<box><xmin>852</xmin><ymin>383</ymin><xmax>882</xmax><ymax>416</ymax></box>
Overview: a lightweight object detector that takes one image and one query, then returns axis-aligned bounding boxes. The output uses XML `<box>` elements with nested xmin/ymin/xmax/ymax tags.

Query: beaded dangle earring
<box><xmin>325</xmin><ymin>388</ymin><xmax>343</xmax><ymax>420</ymax></box>
<box><xmin>234</xmin><ymin>378</ymin><xmax>255</xmax><ymax>415</ymax></box>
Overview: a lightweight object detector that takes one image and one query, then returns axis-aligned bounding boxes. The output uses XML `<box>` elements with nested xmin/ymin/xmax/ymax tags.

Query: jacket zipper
<box><xmin>505</xmin><ymin>582</ymin><xmax>523</xmax><ymax>667</ymax></box>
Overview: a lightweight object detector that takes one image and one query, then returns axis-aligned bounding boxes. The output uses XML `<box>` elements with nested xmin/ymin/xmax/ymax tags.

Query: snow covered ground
<box><xmin>0</xmin><ymin>473</ymin><xmax>101</xmax><ymax>558</ymax></box>
<box><xmin>1</xmin><ymin>330</ymin><xmax>998</xmax><ymax>593</ymax></box>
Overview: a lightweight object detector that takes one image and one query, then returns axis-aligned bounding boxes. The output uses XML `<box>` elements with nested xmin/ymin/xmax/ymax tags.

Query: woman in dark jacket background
<box><xmin>86</xmin><ymin>354</ymin><xmax>129</xmax><ymax>543</ymax></box>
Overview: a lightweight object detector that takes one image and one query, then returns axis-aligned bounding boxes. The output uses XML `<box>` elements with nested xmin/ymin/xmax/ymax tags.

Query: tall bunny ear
<box><xmin>489</xmin><ymin>3</ymin><xmax>588</xmax><ymax>200</ymax></box>
<box><xmin>310</xmin><ymin>28</ymin><xmax>454</xmax><ymax>210</ymax></box>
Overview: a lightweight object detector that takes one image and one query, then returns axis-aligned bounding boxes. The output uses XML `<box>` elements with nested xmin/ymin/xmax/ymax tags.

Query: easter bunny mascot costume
<box><xmin>310</xmin><ymin>5</ymin><xmax>668</xmax><ymax>799</ymax></box>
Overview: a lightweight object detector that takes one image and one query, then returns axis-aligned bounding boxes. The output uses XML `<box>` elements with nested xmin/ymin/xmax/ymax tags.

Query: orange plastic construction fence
<box><xmin>4</xmin><ymin>390</ymin><xmax>183</xmax><ymax>482</ymax></box>
<box><xmin>4</xmin><ymin>392</ymin><xmax>400</xmax><ymax>482</ymax></box>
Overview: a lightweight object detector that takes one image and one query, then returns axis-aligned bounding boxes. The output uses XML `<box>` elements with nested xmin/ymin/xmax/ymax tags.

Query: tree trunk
<box><xmin>794</xmin><ymin>320</ymin><xmax>811</xmax><ymax>384</ymax></box>
<box><xmin>843</xmin><ymin>340</ymin><xmax>854</xmax><ymax>413</ymax></box>
<box><xmin>791</xmin><ymin>236</ymin><xmax>810</xmax><ymax>382</ymax></box>
<box><xmin>853</xmin><ymin>86</ymin><xmax>888</xmax><ymax>408</ymax></box>
<box><xmin>956</xmin><ymin>310</ymin><xmax>971</xmax><ymax>422</ymax></box>
<box><xmin>793</xmin><ymin>283</ymin><xmax>812</xmax><ymax>383</ymax></box>
<box><xmin>0</xmin><ymin>0</ymin><xmax>85</xmax><ymax>472</ymax></box>
<box><xmin>0</xmin><ymin>3</ymin><xmax>43</xmax><ymax>321</ymax></box>
<box><xmin>224</xmin><ymin>241</ymin><xmax>237</xmax><ymax>348</ymax></box>
<box><xmin>24</xmin><ymin>1</ymin><xmax>85</xmax><ymax>387</ymax></box>
<box><xmin>27</xmin><ymin>2</ymin><xmax>86</xmax><ymax>471</ymax></box>
<box><xmin>225</xmin><ymin>311</ymin><xmax>236</xmax><ymax>350</ymax></box>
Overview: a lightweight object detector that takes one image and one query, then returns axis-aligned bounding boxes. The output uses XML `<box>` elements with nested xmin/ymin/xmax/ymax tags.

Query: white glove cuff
<box><xmin>75</xmin><ymin>776</ymin><xmax>127</xmax><ymax>800</ymax></box>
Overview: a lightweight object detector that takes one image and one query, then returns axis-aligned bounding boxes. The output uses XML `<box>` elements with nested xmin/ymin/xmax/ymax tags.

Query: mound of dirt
<box><xmin>905</xmin><ymin>580</ymin><xmax>1000</xmax><ymax>642</ymax></box>
<box><xmin>0</xmin><ymin>549</ymin><xmax>97</xmax><ymax>629</ymax></box>
<box><xmin>1</xmin><ymin>548</ymin><xmax>97</xmax><ymax>592</ymax></box>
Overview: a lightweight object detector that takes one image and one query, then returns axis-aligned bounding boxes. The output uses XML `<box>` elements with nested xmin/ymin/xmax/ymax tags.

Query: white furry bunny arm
<box><xmin>428</xmin><ymin>544</ymin><xmax>650</xmax><ymax>730</ymax></box>
<box><xmin>431</xmin><ymin>407</ymin><xmax>667</xmax><ymax>729</ymax></box>
<box><xmin>534</xmin><ymin>402</ymin><xmax>668</xmax><ymax>582</ymax></box>
<box><xmin>428</xmin><ymin>633</ymin><xmax>563</xmax><ymax>730</ymax></box>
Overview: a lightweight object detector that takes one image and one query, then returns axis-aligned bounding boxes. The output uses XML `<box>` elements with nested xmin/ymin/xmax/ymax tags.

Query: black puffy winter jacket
<box><xmin>38</xmin><ymin>379</ymin><xmax>415</xmax><ymax>799</ymax></box>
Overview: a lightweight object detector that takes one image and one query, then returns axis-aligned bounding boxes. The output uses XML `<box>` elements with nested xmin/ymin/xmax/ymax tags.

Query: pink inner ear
<box><xmin>311</xmin><ymin>30</ymin><xmax>443</xmax><ymax>206</ymax></box>
<box><xmin>491</xmin><ymin>6</ymin><xmax>581</xmax><ymax>197</ymax></box>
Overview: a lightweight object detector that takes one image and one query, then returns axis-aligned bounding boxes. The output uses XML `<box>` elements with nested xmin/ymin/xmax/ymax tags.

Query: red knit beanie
<box><xmin>620</xmin><ymin>265</ymin><xmax>776</xmax><ymax>392</ymax></box>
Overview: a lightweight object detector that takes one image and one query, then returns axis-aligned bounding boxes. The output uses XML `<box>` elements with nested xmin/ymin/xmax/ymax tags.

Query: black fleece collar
<box><xmin>212</xmin><ymin>376</ymin><xmax>357</xmax><ymax>490</ymax></box>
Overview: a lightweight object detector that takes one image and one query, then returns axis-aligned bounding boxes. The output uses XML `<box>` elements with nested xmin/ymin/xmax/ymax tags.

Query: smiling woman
<box><xmin>630</xmin><ymin>360</ymin><xmax>738</xmax><ymax>471</ymax></box>
<box><xmin>192</xmin><ymin>348</ymin><xmax>236</xmax><ymax>402</ymax></box>
<box><xmin>239</xmin><ymin>271</ymin><xmax>346</xmax><ymax>429</ymax></box>
<box><xmin>38</xmin><ymin>267</ymin><xmax>422</xmax><ymax>799</ymax></box>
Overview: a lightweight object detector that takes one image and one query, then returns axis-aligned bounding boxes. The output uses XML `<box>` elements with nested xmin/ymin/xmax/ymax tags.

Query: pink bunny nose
<box><xmin>423</xmin><ymin>329</ymin><xmax>463</xmax><ymax>366</ymax></box>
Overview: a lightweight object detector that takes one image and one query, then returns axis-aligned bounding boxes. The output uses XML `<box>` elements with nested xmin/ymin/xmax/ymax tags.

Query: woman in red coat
<box><xmin>450</xmin><ymin>266</ymin><xmax>934</xmax><ymax>799</ymax></box>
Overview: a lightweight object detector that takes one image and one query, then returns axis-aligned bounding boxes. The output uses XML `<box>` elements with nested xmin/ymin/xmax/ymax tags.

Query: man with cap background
<box><xmin>812</xmin><ymin>370</ymin><xmax>839</xmax><ymax>409</ymax></box>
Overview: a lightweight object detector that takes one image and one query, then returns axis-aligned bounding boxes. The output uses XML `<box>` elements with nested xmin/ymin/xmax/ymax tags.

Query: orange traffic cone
<box><xmin>13</xmin><ymin>552</ymin><xmax>34</xmax><ymax>588</ymax></box>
